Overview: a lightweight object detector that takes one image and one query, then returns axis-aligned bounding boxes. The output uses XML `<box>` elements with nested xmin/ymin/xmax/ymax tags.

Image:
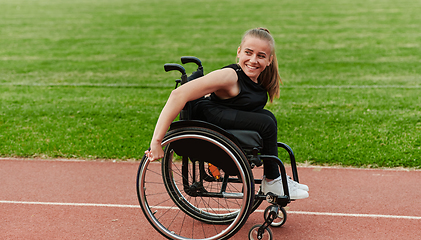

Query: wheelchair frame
<box><xmin>136</xmin><ymin>57</ymin><xmax>301</xmax><ymax>240</ymax></box>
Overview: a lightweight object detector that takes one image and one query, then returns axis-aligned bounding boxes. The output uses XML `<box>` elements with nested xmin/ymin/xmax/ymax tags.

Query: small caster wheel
<box><xmin>264</xmin><ymin>206</ymin><xmax>287</xmax><ymax>227</ymax></box>
<box><xmin>248</xmin><ymin>224</ymin><xmax>273</xmax><ymax>240</ymax></box>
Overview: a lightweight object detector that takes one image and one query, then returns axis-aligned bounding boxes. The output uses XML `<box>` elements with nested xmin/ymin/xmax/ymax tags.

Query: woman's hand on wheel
<box><xmin>145</xmin><ymin>141</ymin><xmax>164</xmax><ymax>161</ymax></box>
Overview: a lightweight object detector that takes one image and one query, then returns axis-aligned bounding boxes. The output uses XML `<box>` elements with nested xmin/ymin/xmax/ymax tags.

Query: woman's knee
<box><xmin>260</xmin><ymin>114</ymin><xmax>277</xmax><ymax>135</ymax></box>
<box><xmin>257</xmin><ymin>109</ymin><xmax>277</xmax><ymax>127</ymax></box>
<box><xmin>233</xmin><ymin>110</ymin><xmax>277</xmax><ymax>137</ymax></box>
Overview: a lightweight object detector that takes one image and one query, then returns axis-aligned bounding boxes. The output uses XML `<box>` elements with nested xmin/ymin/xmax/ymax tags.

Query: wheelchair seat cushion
<box><xmin>227</xmin><ymin>130</ymin><xmax>263</xmax><ymax>150</ymax></box>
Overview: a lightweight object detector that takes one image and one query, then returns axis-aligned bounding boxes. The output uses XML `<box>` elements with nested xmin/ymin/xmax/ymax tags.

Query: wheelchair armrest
<box><xmin>277</xmin><ymin>142</ymin><xmax>299</xmax><ymax>183</ymax></box>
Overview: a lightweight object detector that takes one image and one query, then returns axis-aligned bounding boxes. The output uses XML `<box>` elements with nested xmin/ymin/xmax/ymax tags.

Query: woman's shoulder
<box><xmin>221</xmin><ymin>64</ymin><xmax>252</xmax><ymax>85</ymax></box>
<box><xmin>222</xmin><ymin>63</ymin><xmax>241</xmax><ymax>72</ymax></box>
<box><xmin>199</xmin><ymin>66</ymin><xmax>238</xmax><ymax>88</ymax></box>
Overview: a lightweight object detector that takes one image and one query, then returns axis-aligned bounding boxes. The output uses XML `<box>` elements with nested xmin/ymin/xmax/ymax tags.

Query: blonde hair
<box><xmin>239</xmin><ymin>28</ymin><xmax>282</xmax><ymax>102</ymax></box>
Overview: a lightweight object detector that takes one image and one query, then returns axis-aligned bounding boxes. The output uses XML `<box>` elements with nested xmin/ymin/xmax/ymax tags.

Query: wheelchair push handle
<box><xmin>181</xmin><ymin>56</ymin><xmax>204</xmax><ymax>82</ymax></box>
<box><xmin>164</xmin><ymin>63</ymin><xmax>188</xmax><ymax>85</ymax></box>
<box><xmin>181</xmin><ymin>56</ymin><xmax>202</xmax><ymax>68</ymax></box>
<box><xmin>164</xmin><ymin>63</ymin><xmax>186</xmax><ymax>74</ymax></box>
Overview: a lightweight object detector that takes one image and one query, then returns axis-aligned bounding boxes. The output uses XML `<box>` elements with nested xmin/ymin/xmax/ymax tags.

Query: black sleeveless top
<box><xmin>209</xmin><ymin>64</ymin><xmax>268</xmax><ymax>112</ymax></box>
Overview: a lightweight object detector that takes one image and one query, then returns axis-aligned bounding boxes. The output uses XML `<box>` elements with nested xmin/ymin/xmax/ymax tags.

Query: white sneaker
<box><xmin>262</xmin><ymin>176</ymin><xmax>309</xmax><ymax>200</ymax></box>
<box><xmin>287</xmin><ymin>176</ymin><xmax>309</xmax><ymax>191</ymax></box>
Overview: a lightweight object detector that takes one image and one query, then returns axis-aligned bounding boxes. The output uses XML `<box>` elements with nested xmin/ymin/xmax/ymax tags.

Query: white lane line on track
<box><xmin>0</xmin><ymin>200</ymin><xmax>135</xmax><ymax>208</ymax></box>
<box><xmin>2</xmin><ymin>200</ymin><xmax>421</xmax><ymax>220</ymax></box>
<box><xmin>287</xmin><ymin>211</ymin><xmax>421</xmax><ymax>220</ymax></box>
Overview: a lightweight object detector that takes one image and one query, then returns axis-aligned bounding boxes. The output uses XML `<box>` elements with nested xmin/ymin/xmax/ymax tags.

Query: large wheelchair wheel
<box><xmin>137</xmin><ymin>127</ymin><xmax>255</xmax><ymax>240</ymax></box>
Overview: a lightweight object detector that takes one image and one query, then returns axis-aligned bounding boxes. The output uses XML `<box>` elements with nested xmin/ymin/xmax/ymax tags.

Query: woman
<box><xmin>145</xmin><ymin>28</ymin><xmax>308</xmax><ymax>199</ymax></box>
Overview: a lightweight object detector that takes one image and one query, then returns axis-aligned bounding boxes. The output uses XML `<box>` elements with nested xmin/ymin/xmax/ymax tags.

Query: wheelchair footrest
<box><xmin>265</xmin><ymin>192</ymin><xmax>290</xmax><ymax>207</ymax></box>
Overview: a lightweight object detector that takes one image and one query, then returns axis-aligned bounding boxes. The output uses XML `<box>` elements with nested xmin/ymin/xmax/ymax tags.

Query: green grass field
<box><xmin>1</xmin><ymin>0</ymin><xmax>420</xmax><ymax>168</ymax></box>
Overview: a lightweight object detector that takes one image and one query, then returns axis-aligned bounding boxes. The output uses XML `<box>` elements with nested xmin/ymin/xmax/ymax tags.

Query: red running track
<box><xmin>1</xmin><ymin>158</ymin><xmax>420</xmax><ymax>239</ymax></box>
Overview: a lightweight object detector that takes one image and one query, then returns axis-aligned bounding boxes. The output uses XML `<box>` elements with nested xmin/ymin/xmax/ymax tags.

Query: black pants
<box><xmin>195</xmin><ymin>102</ymin><xmax>280</xmax><ymax>179</ymax></box>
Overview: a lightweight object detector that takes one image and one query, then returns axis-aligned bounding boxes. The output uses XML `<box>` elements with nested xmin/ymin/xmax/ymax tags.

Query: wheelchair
<box><xmin>136</xmin><ymin>57</ymin><xmax>302</xmax><ymax>240</ymax></box>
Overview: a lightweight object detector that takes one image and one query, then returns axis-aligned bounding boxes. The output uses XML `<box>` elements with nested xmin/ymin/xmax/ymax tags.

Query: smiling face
<box><xmin>237</xmin><ymin>36</ymin><xmax>273</xmax><ymax>82</ymax></box>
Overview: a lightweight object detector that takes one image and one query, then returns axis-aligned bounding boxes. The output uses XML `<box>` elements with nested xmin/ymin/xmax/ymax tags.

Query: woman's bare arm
<box><xmin>145</xmin><ymin>68</ymin><xmax>238</xmax><ymax>161</ymax></box>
